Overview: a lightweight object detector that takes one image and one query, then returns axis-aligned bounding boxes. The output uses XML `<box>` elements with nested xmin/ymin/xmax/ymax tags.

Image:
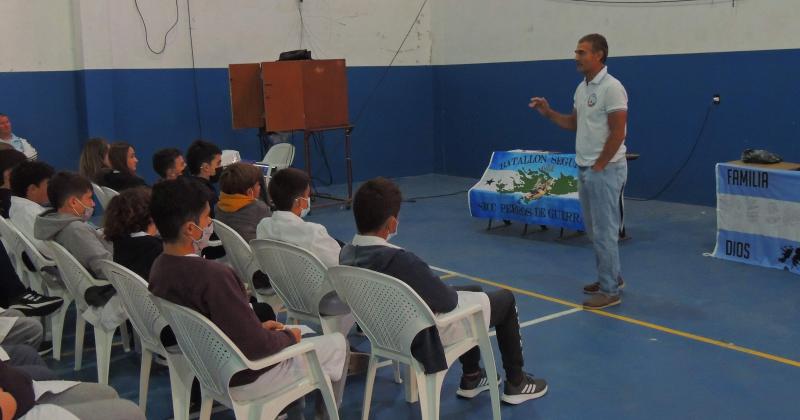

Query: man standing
<box><xmin>529</xmin><ymin>33</ymin><xmax>628</xmax><ymax>309</ymax></box>
<box><xmin>0</xmin><ymin>114</ymin><xmax>37</xmax><ymax>160</ymax></box>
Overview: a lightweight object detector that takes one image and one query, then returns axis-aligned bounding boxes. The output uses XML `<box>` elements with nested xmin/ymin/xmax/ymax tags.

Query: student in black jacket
<box><xmin>103</xmin><ymin>186</ymin><xmax>162</xmax><ymax>281</ymax></box>
<box><xmin>100</xmin><ymin>141</ymin><xmax>147</xmax><ymax>192</ymax></box>
<box><xmin>340</xmin><ymin>178</ymin><xmax>548</xmax><ymax>405</ymax></box>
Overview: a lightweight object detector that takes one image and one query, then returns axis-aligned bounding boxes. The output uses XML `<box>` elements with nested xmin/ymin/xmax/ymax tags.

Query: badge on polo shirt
<box><xmin>587</xmin><ymin>93</ymin><xmax>597</xmax><ymax>107</ymax></box>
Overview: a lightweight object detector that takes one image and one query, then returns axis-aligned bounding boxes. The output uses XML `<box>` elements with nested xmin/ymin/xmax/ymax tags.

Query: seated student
<box><xmin>34</xmin><ymin>173</ymin><xmax>123</xmax><ymax>324</ymax></box>
<box><xmin>152</xmin><ymin>148</ymin><xmax>186</xmax><ymax>182</ymax></box>
<box><xmin>0</xmin><ymin>149</ymin><xmax>27</xmax><ymax>218</ymax></box>
<box><xmin>1</xmin><ymin>307</ymin><xmax>46</xmax><ymax>351</ymax></box>
<box><xmin>0</xmin><ymin>114</ymin><xmax>37</xmax><ymax>160</ymax></box>
<box><xmin>185</xmin><ymin>140</ymin><xmax>222</xmax><ymax>217</ymax></box>
<box><xmin>148</xmin><ymin>177</ymin><xmax>348</xmax><ymax>406</ymax></box>
<box><xmin>9</xmin><ymin>161</ymin><xmax>55</xmax><ymax>259</ymax></box>
<box><xmin>0</xmin><ymin>240</ymin><xmax>62</xmax><ymax>319</ymax></box>
<box><xmin>103</xmin><ymin>187</ymin><xmax>162</xmax><ymax>281</ymax></box>
<box><xmin>0</xmin><ymin>360</ymin><xmax>145</xmax><ymax>420</ymax></box>
<box><xmin>78</xmin><ymin>138</ymin><xmax>111</xmax><ymax>184</ymax></box>
<box><xmin>256</xmin><ymin>168</ymin><xmax>340</xmax><ymax>267</ymax></box>
<box><xmin>100</xmin><ymin>142</ymin><xmax>147</xmax><ymax>192</ymax></box>
<box><xmin>340</xmin><ymin>178</ymin><xmax>548</xmax><ymax>404</ymax></box>
<box><xmin>216</xmin><ymin>162</ymin><xmax>271</xmax><ymax>243</ymax></box>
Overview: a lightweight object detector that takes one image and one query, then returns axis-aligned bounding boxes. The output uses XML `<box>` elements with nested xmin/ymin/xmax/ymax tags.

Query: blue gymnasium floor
<box><xmin>46</xmin><ymin>174</ymin><xmax>800</xmax><ymax>419</ymax></box>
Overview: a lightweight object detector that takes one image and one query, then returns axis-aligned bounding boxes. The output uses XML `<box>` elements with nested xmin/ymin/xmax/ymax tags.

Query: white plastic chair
<box><xmin>250</xmin><ymin>238</ymin><xmax>351</xmax><ymax>335</ymax></box>
<box><xmin>152</xmin><ymin>296</ymin><xmax>340</xmax><ymax>420</ymax></box>
<box><xmin>44</xmin><ymin>240</ymin><xmax>130</xmax><ymax>384</ymax></box>
<box><xmin>328</xmin><ymin>265</ymin><xmax>501</xmax><ymax>420</ymax></box>
<box><xmin>260</xmin><ymin>143</ymin><xmax>295</xmax><ymax>178</ymax></box>
<box><xmin>98</xmin><ymin>260</ymin><xmax>194</xmax><ymax>420</ymax></box>
<box><xmin>0</xmin><ymin>217</ymin><xmax>72</xmax><ymax>361</ymax></box>
<box><xmin>92</xmin><ymin>183</ymin><xmax>112</xmax><ymax>210</ymax></box>
<box><xmin>211</xmin><ymin>220</ymin><xmax>282</xmax><ymax>312</ymax></box>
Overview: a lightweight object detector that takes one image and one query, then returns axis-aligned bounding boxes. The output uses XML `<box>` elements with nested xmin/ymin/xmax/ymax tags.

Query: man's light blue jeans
<box><xmin>578</xmin><ymin>160</ymin><xmax>627</xmax><ymax>296</ymax></box>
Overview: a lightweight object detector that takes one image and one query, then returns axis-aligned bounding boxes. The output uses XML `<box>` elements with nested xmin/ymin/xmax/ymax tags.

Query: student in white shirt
<box><xmin>256</xmin><ymin>168</ymin><xmax>354</xmax><ymax>335</ymax></box>
<box><xmin>256</xmin><ymin>168</ymin><xmax>342</xmax><ymax>267</ymax></box>
<box><xmin>9</xmin><ymin>161</ymin><xmax>55</xmax><ymax>259</ymax></box>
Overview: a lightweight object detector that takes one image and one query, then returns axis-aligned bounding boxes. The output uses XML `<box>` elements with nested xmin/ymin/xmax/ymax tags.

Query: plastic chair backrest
<box><xmin>98</xmin><ymin>260</ymin><xmax>167</xmax><ymax>352</ymax></box>
<box><xmin>45</xmin><ymin>240</ymin><xmax>99</xmax><ymax>312</ymax></box>
<box><xmin>250</xmin><ymin>238</ymin><xmax>331</xmax><ymax>317</ymax></box>
<box><xmin>211</xmin><ymin>220</ymin><xmax>259</xmax><ymax>288</ymax></box>
<box><xmin>327</xmin><ymin>265</ymin><xmax>436</xmax><ymax>355</ymax></box>
<box><xmin>151</xmin><ymin>296</ymin><xmax>249</xmax><ymax>401</ymax></box>
<box><xmin>261</xmin><ymin>143</ymin><xmax>295</xmax><ymax>170</ymax></box>
<box><xmin>0</xmin><ymin>217</ymin><xmax>53</xmax><ymax>271</ymax></box>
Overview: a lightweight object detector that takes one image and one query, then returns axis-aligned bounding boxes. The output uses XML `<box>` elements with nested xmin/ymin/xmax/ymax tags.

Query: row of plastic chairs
<box><xmin>0</xmin><ymin>216</ymin><xmax>131</xmax><ymax>385</ymax></box>
<box><xmin>213</xmin><ymin>219</ymin><xmax>501</xmax><ymax>420</ymax></box>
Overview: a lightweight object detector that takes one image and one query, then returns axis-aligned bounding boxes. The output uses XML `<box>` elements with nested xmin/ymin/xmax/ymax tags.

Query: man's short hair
<box><xmin>579</xmin><ymin>33</ymin><xmax>609</xmax><ymax>64</ymax></box>
<box><xmin>0</xmin><ymin>149</ymin><xmax>26</xmax><ymax>175</ymax></box>
<box><xmin>186</xmin><ymin>140</ymin><xmax>221</xmax><ymax>175</ymax></box>
<box><xmin>150</xmin><ymin>177</ymin><xmax>212</xmax><ymax>242</ymax></box>
<box><xmin>10</xmin><ymin>161</ymin><xmax>54</xmax><ymax>198</ymax></box>
<box><xmin>268</xmin><ymin>168</ymin><xmax>310</xmax><ymax>211</ymax></box>
<box><xmin>47</xmin><ymin>172</ymin><xmax>92</xmax><ymax>209</ymax></box>
<box><xmin>219</xmin><ymin>162</ymin><xmax>262</xmax><ymax>195</ymax></box>
<box><xmin>352</xmin><ymin>177</ymin><xmax>402</xmax><ymax>233</ymax></box>
<box><xmin>108</xmin><ymin>141</ymin><xmax>134</xmax><ymax>175</ymax></box>
<box><xmin>152</xmin><ymin>148</ymin><xmax>182</xmax><ymax>179</ymax></box>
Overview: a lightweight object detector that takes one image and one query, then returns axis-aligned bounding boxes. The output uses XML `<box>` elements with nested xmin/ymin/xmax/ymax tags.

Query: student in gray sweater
<box><xmin>34</xmin><ymin>172</ymin><xmax>117</xmax><ymax>307</ymax></box>
<box><xmin>340</xmin><ymin>178</ymin><xmax>548</xmax><ymax>405</ymax></box>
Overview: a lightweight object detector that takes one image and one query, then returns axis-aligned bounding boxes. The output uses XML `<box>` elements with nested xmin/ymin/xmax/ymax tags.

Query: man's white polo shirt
<box><xmin>573</xmin><ymin>66</ymin><xmax>628</xmax><ymax>167</ymax></box>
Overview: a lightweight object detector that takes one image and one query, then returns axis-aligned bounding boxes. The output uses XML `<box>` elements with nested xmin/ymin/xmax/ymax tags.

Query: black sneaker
<box><xmin>583</xmin><ymin>277</ymin><xmax>625</xmax><ymax>295</ymax></box>
<box><xmin>456</xmin><ymin>369</ymin><xmax>499</xmax><ymax>399</ymax></box>
<box><xmin>38</xmin><ymin>340</ymin><xmax>53</xmax><ymax>356</ymax></box>
<box><xmin>501</xmin><ymin>373</ymin><xmax>548</xmax><ymax>404</ymax></box>
<box><xmin>9</xmin><ymin>291</ymin><xmax>64</xmax><ymax>316</ymax></box>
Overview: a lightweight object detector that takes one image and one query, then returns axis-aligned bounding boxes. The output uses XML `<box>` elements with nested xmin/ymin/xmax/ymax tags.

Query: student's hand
<box><xmin>288</xmin><ymin>327</ymin><xmax>302</xmax><ymax>343</ymax></box>
<box><xmin>262</xmin><ymin>320</ymin><xmax>284</xmax><ymax>331</ymax></box>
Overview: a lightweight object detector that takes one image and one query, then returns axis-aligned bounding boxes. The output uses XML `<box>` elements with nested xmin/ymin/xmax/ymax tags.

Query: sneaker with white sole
<box><xmin>501</xmin><ymin>373</ymin><xmax>548</xmax><ymax>404</ymax></box>
<box><xmin>9</xmin><ymin>290</ymin><xmax>63</xmax><ymax>317</ymax></box>
<box><xmin>456</xmin><ymin>368</ymin><xmax>500</xmax><ymax>399</ymax></box>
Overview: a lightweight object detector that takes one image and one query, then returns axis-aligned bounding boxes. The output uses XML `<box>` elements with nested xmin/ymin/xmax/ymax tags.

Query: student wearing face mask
<box><xmin>148</xmin><ymin>177</ymin><xmax>349</xmax><ymax>411</ymax></box>
<box><xmin>185</xmin><ymin>140</ymin><xmax>222</xmax><ymax>218</ymax></box>
<box><xmin>34</xmin><ymin>172</ymin><xmax>121</xmax><ymax>309</ymax></box>
<box><xmin>256</xmin><ymin>168</ymin><xmax>341</xmax><ymax>268</ymax></box>
<box><xmin>340</xmin><ymin>178</ymin><xmax>548</xmax><ymax>405</ymax></box>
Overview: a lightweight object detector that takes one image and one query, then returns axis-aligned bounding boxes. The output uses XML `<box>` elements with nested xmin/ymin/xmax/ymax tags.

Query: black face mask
<box><xmin>209</xmin><ymin>166</ymin><xmax>222</xmax><ymax>184</ymax></box>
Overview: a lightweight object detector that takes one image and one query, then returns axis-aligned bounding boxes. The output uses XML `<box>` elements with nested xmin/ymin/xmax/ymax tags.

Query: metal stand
<box><xmin>302</xmin><ymin>124</ymin><xmax>354</xmax><ymax>209</ymax></box>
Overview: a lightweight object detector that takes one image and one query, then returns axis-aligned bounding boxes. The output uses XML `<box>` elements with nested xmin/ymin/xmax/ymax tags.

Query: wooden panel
<box><xmin>228</xmin><ymin>63</ymin><xmax>264</xmax><ymax>129</ymax></box>
<box><xmin>262</xmin><ymin>61</ymin><xmax>306</xmax><ymax>131</ymax></box>
<box><xmin>302</xmin><ymin>59</ymin><xmax>349</xmax><ymax>129</ymax></box>
<box><xmin>728</xmin><ymin>160</ymin><xmax>800</xmax><ymax>171</ymax></box>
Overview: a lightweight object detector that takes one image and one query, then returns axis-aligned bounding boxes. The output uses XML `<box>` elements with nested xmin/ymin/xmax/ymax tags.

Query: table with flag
<box><xmin>468</xmin><ymin>150</ymin><xmax>585</xmax><ymax>231</ymax></box>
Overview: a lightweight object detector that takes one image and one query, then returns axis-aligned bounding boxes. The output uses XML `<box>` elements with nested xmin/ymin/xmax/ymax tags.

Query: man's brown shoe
<box><xmin>583</xmin><ymin>277</ymin><xmax>625</xmax><ymax>294</ymax></box>
<box><xmin>583</xmin><ymin>294</ymin><xmax>621</xmax><ymax>309</ymax></box>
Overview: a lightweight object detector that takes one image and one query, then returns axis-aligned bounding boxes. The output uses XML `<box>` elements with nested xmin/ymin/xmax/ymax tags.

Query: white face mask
<box><xmin>299</xmin><ymin>196</ymin><xmax>311</xmax><ymax>218</ymax></box>
<box><xmin>72</xmin><ymin>199</ymin><xmax>94</xmax><ymax>222</ymax></box>
<box><xmin>387</xmin><ymin>220</ymin><xmax>399</xmax><ymax>241</ymax></box>
<box><xmin>189</xmin><ymin>222</ymin><xmax>214</xmax><ymax>254</ymax></box>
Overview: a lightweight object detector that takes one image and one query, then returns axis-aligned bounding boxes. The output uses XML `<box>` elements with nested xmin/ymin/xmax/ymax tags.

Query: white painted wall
<box><xmin>431</xmin><ymin>0</ymin><xmax>800</xmax><ymax>65</ymax></box>
<box><xmin>1</xmin><ymin>0</ymin><xmax>432</xmax><ymax>72</ymax></box>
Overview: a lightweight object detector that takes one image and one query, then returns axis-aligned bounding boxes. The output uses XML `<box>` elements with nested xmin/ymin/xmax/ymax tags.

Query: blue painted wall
<box><xmin>0</xmin><ymin>65</ymin><xmax>436</xmax><ymax>187</ymax></box>
<box><xmin>3</xmin><ymin>49</ymin><xmax>799</xmax><ymax>206</ymax></box>
<box><xmin>434</xmin><ymin>49</ymin><xmax>800</xmax><ymax>206</ymax></box>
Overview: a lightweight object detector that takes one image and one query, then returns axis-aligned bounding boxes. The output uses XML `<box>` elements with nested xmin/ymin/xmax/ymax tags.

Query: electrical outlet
<box><xmin>712</xmin><ymin>94</ymin><xmax>721</xmax><ymax>105</ymax></box>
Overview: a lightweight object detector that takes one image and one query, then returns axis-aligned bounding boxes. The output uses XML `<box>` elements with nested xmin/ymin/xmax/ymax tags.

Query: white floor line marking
<box><xmin>489</xmin><ymin>308</ymin><xmax>582</xmax><ymax>337</ymax></box>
